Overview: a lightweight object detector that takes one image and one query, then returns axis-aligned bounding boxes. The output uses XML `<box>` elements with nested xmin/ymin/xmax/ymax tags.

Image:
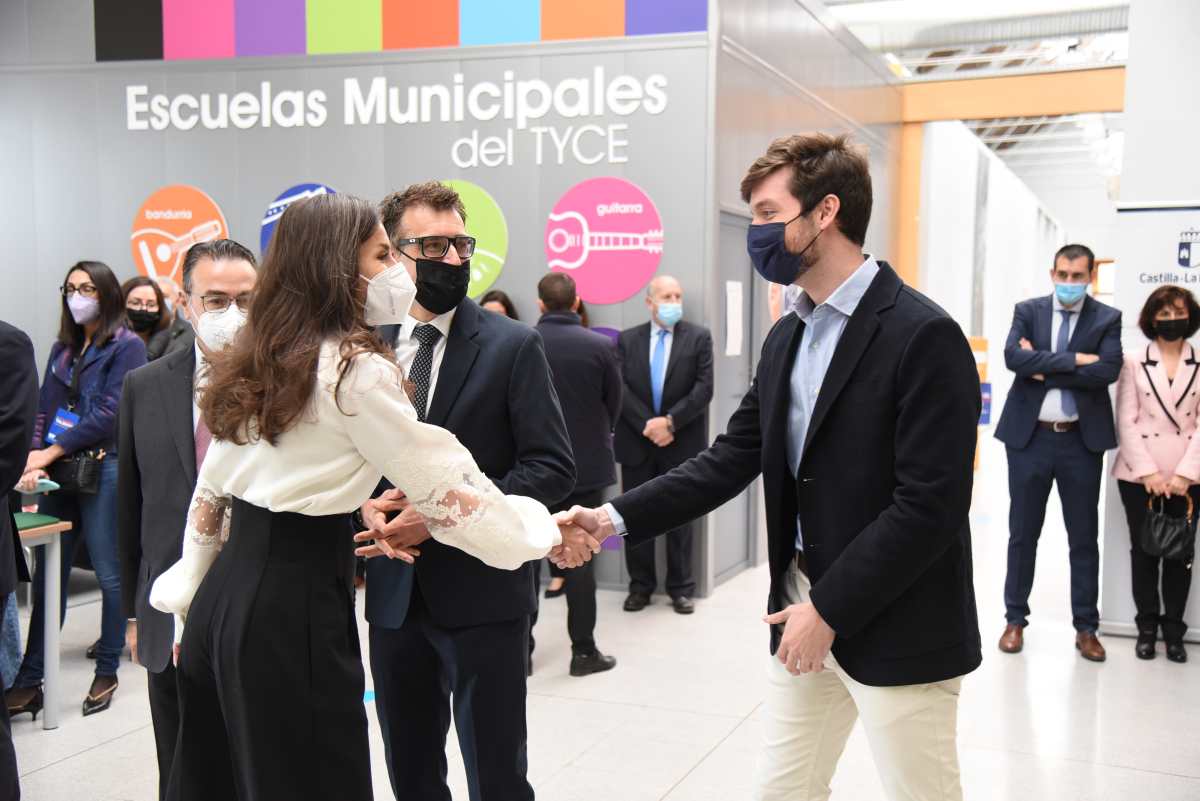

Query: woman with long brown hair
<box><xmin>148</xmin><ymin>193</ymin><xmax>591</xmax><ymax>801</ymax></box>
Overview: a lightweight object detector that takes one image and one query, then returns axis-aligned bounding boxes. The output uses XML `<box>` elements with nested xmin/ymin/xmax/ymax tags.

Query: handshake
<box><xmin>351</xmin><ymin>489</ymin><xmax>619</xmax><ymax>570</ymax></box>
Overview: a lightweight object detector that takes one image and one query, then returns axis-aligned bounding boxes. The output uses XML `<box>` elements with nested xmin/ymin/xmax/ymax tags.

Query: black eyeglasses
<box><xmin>197</xmin><ymin>293</ymin><xmax>254</xmax><ymax>313</ymax></box>
<box><xmin>61</xmin><ymin>283</ymin><xmax>98</xmax><ymax>298</ymax></box>
<box><xmin>395</xmin><ymin>235</ymin><xmax>476</xmax><ymax>260</ymax></box>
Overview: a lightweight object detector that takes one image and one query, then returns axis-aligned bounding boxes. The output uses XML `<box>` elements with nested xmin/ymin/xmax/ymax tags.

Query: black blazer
<box><xmin>117</xmin><ymin>345</ymin><xmax>198</xmax><ymax>673</ymax></box>
<box><xmin>0</xmin><ymin>322</ymin><xmax>36</xmax><ymax>597</ymax></box>
<box><xmin>146</xmin><ymin>312</ymin><xmax>195</xmax><ymax>362</ymax></box>
<box><xmin>365</xmin><ymin>300</ymin><xmax>576</xmax><ymax>630</ymax></box>
<box><xmin>994</xmin><ymin>295</ymin><xmax>1122</xmax><ymax>454</ymax></box>
<box><xmin>535</xmin><ymin>311</ymin><xmax>622</xmax><ymax>493</ymax></box>
<box><xmin>614</xmin><ymin>320</ymin><xmax>714</xmax><ymax>468</ymax></box>
<box><xmin>610</xmin><ymin>264</ymin><xmax>982</xmax><ymax>687</ymax></box>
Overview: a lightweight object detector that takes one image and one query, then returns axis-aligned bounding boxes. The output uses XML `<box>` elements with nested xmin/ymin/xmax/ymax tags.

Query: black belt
<box><xmin>1038</xmin><ymin>421</ymin><xmax>1077</xmax><ymax>432</ymax></box>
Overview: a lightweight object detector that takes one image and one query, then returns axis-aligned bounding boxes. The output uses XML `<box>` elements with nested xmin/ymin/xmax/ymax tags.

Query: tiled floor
<box><xmin>11</xmin><ymin>439</ymin><xmax>1200</xmax><ymax>800</ymax></box>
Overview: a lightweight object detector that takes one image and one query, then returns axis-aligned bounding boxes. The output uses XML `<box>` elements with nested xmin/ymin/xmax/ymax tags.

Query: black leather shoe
<box><xmin>543</xmin><ymin>585</ymin><xmax>565</xmax><ymax>599</ymax></box>
<box><xmin>570</xmin><ymin>651</ymin><xmax>617</xmax><ymax>677</ymax></box>
<box><xmin>1135</xmin><ymin>632</ymin><xmax>1156</xmax><ymax>660</ymax></box>
<box><xmin>1166</xmin><ymin>641</ymin><xmax>1188</xmax><ymax>663</ymax></box>
<box><xmin>672</xmin><ymin>596</ymin><xmax>695</xmax><ymax>615</ymax></box>
<box><xmin>82</xmin><ymin>675</ymin><xmax>118</xmax><ymax>717</ymax></box>
<box><xmin>623</xmin><ymin>592</ymin><xmax>651</xmax><ymax>612</ymax></box>
<box><xmin>5</xmin><ymin>686</ymin><xmax>43</xmax><ymax>721</ymax></box>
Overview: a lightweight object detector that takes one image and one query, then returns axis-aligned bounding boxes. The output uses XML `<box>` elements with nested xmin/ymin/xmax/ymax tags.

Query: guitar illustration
<box><xmin>546</xmin><ymin>210</ymin><xmax>664</xmax><ymax>271</ymax></box>
<box><xmin>131</xmin><ymin>220</ymin><xmax>224</xmax><ymax>280</ymax></box>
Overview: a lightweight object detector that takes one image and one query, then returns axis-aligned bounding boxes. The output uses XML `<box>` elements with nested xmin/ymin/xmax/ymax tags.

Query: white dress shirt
<box><xmin>1038</xmin><ymin>294</ymin><xmax>1082</xmax><ymax>423</ymax></box>
<box><xmin>150</xmin><ymin>338</ymin><xmax>560</xmax><ymax>642</ymax></box>
<box><xmin>393</xmin><ymin>308</ymin><xmax>456</xmax><ymax>412</ymax></box>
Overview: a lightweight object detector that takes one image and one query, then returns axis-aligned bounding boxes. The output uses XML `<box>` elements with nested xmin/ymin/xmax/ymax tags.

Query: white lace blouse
<box><xmin>149</xmin><ymin>340</ymin><xmax>561</xmax><ymax>641</ymax></box>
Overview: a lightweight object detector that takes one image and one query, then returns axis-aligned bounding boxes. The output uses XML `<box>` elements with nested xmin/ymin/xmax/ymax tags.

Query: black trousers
<box><xmin>621</xmin><ymin>461</ymin><xmax>696</xmax><ymax>598</ymax></box>
<box><xmin>1117</xmin><ymin>480</ymin><xmax>1196</xmax><ymax>642</ymax></box>
<box><xmin>1004</xmin><ymin>428</ymin><xmax>1103</xmax><ymax>632</ymax></box>
<box><xmin>531</xmin><ymin>488</ymin><xmax>605</xmax><ymax>656</ymax></box>
<box><xmin>370</xmin><ymin>584</ymin><xmax>532</xmax><ymax>801</ymax></box>
<box><xmin>147</xmin><ymin>662</ymin><xmax>179</xmax><ymax>801</ymax></box>
<box><xmin>169</xmin><ymin>499</ymin><xmax>370</xmax><ymax>801</ymax></box>
<box><xmin>0</xmin><ymin>594</ymin><xmax>18</xmax><ymax>801</ymax></box>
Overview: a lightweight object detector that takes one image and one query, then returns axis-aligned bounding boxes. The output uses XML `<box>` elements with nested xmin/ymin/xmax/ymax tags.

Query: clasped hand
<box><xmin>353</xmin><ymin>488</ymin><xmax>429</xmax><ymax>563</ymax></box>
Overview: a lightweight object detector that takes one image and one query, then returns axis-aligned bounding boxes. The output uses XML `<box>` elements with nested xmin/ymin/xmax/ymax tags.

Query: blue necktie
<box><xmin>651</xmin><ymin>329</ymin><xmax>668</xmax><ymax>414</ymax></box>
<box><xmin>1058</xmin><ymin>310</ymin><xmax>1077</xmax><ymax>416</ymax></box>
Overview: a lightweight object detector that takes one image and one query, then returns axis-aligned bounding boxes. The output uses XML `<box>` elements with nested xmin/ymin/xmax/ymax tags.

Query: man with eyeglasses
<box><xmin>359</xmin><ymin>182</ymin><xmax>575</xmax><ymax>801</ymax></box>
<box><xmin>116</xmin><ymin>239</ymin><xmax>257</xmax><ymax>801</ymax></box>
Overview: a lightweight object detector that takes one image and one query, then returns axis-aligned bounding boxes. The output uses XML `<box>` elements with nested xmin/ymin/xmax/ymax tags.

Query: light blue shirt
<box><xmin>787</xmin><ymin>256</ymin><xmax>880</xmax><ymax>550</ymax></box>
<box><xmin>1037</xmin><ymin>293</ymin><xmax>1082</xmax><ymax>423</ymax></box>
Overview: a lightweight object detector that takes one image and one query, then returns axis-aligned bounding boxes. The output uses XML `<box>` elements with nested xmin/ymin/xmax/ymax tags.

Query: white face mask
<box><xmin>196</xmin><ymin>305</ymin><xmax>248</xmax><ymax>352</ymax></box>
<box><xmin>362</xmin><ymin>259</ymin><xmax>418</xmax><ymax>326</ymax></box>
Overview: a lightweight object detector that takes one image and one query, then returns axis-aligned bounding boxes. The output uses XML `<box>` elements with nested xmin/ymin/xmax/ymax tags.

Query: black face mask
<box><xmin>127</xmin><ymin>308</ymin><xmax>161</xmax><ymax>333</ymax></box>
<box><xmin>1155</xmin><ymin>318</ymin><xmax>1190</xmax><ymax>342</ymax></box>
<box><xmin>413</xmin><ymin>258</ymin><xmax>471</xmax><ymax>315</ymax></box>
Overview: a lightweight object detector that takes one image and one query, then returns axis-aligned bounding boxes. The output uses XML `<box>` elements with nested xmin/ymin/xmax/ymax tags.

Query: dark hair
<box><xmin>121</xmin><ymin>275</ymin><xmax>170</xmax><ymax>334</ymax></box>
<box><xmin>740</xmin><ymin>133</ymin><xmax>873</xmax><ymax>246</ymax></box>
<box><xmin>181</xmin><ymin>239</ymin><xmax>258</xmax><ymax>294</ymax></box>
<box><xmin>1054</xmin><ymin>243</ymin><xmax>1096</xmax><ymax>274</ymax></box>
<box><xmin>479</xmin><ymin>289</ymin><xmax>519</xmax><ymax>320</ymax></box>
<box><xmin>536</xmin><ymin>274</ymin><xmax>578</xmax><ymax>313</ymax></box>
<box><xmin>57</xmin><ymin>261</ymin><xmax>125</xmax><ymax>352</ymax></box>
<box><xmin>201</xmin><ymin>194</ymin><xmax>392</xmax><ymax>445</ymax></box>
<box><xmin>1138</xmin><ymin>285</ymin><xmax>1200</xmax><ymax>341</ymax></box>
<box><xmin>379</xmin><ymin>181</ymin><xmax>467</xmax><ymax>242</ymax></box>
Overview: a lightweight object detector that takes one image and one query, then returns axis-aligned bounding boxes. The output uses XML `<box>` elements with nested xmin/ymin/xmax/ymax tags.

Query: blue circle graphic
<box><xmin>260</xmin><ymin>182</ymin><xmax>337</xmax><ymax>255</ymax></box>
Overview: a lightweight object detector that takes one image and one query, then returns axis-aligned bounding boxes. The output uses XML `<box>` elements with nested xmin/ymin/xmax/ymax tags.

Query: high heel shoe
<box><xmin>82</xmin><ymin>675</ymin><xmax>118</xmax><ymax>716</ymax></box>
<box><xmin>5</xmin><ymin>686</ymin><xmax>43</xmax><ymax>721</ymax></box>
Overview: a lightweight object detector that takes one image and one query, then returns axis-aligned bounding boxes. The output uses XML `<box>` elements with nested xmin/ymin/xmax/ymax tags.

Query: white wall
<box><xmin>1020</xmin><ymin>171</ymin><xmax>1118</xmax><ymax>259</ymax></box>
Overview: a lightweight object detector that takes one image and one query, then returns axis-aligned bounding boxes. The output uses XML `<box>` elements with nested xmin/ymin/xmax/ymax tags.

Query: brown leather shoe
<box><xmin>998</xmin><ymin>624</ymin><xmax>1024</xmax><ymax>653</ymax></box>
<box><xmin>1075</xmin><ymin>632</ymin><xmax>1107</xmax><ymax>662</ymax></box>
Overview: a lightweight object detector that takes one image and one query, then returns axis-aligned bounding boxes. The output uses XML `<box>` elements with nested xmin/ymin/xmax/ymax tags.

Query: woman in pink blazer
<box><xmin>1113</xmin><ymin>285</ymin><xmax>1200</xmax><ymax>663</ymax></box>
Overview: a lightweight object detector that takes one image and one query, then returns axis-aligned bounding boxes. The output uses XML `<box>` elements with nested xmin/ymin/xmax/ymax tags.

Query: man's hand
<box><xmin>125</xmin><ymin>620</ymin><xmax>138</xmax><ymax>664</ymax></box>
<box><xmin>353</xmin><ymin>489</ymin><xmax>427</xmax><ymax>562</ymax></box>
<box><xmin>1019</xmin><ymin>337</ymin><xmax>1033</xmax><ymax>351</ymax></box>
<box><xmin>549</xmin><ymin>521</ymin><xmax>602</xmax><ymax>569</ymax></box>
<box><xmin>642</xmin><ymin>417</ymin><xmax>674</xmax><ymax>447</ymax></box>
<box><xmin>1076</xmin><ymin>352</ymin><xmax>1100</xmax><ymax>366</ymax></box>
<box><xmin>554</xmin><ymin>505</ymin><xmax>617</xmax><ymax>546</ymax></box>
<box><xmin>1166</xmin><ymin>474</ymin><xmax>1192</xmax><ymax>498</ymax></box>
<box><xmin>1142</xmin><ymin>471</ymin><xmax>1168</xmax><ymax>496</ymax></box>
<box><xmin>763</xmin><ymin>602</ymin><xmax>836</xmax><ymax>676</ymax></box>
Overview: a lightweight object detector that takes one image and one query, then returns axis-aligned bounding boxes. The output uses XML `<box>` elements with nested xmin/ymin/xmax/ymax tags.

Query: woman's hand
<box><xmin>1141</xmin><ymin>472</ymin><xmax>1168</xmax><ymax>495</ymax></box>
<box><xmin>1165</xmin><ymin>474</ymin><xmax>1192</xmax><ymax>498</ymax></box>
<box><xmin>14</xmin><ymin>470</ymin><xmax>46</xmax><ymax>493</ymax></box>
<box><xmin>24</xmin><ymin>446</ymin><xmax>64</xmax><ymax>473</ymax></box>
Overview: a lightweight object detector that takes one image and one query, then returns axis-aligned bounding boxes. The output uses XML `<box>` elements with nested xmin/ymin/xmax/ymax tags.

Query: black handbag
<box><xmin>44</xmin><ymin>353</ymin><xmax>106</xmax><ymax>495</ymax></box>
<box><xmin>1140</xmin><ymin>494</ymin><xmax>1197</xmax><ymax>567</ymax></box>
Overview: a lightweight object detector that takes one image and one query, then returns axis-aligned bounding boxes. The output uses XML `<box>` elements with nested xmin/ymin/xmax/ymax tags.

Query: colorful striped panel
<box><xmin>236</xmin><ymin>0</ymin><xmax>306</xmax><ymax>56</ymax></box>
<box><xmin>625</xmin><ymin>0</ymin><xmax>707</xmax><ymax>36</ymax></box>
<box><xmin>542</xmin><ymin>0</ymin><xmax>624</xmax><ymax>41</ymax></box>
<box><xmin>459</xmin><ymin>0</ymin><xmax>540</xmax><ymax>46</ymax></box>
<box><xmin>163</xmin><ymin>0</ymin><xmax>236</xmax><ymax>60</ymax></box>
<box><xmin>383</xmin><ymin>0</ymin><xmax>458</xmax><ymax>49</ymax></box>
<box><xmin>306</xmin><ymin>0</ymin><xmax>382</xmax><ymax>54</ymax></box>
<box><xmin>94</xmin><ymin>0</ymin><xmax>163</xmax><ymax>61</ymax></box>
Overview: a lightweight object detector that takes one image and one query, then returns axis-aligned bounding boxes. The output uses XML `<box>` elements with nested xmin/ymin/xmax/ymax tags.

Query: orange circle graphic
<box><xmin>130</xmin><ymin>185</ymin><xmax>229</xmax><ymax>285</ymax></box>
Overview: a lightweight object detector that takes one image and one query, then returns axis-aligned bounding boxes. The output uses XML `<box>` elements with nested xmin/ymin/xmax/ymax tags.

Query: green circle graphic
<box><xmin>444</xmin><ymin>179</ymin><xmax>508</xmax><ymax>299</ymax></box>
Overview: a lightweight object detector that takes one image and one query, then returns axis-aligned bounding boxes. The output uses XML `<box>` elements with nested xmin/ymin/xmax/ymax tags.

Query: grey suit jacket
<box><xmin>117</xmin><ymin>345</ymin><xmax>198</xmax><ymax>673</ymax></box>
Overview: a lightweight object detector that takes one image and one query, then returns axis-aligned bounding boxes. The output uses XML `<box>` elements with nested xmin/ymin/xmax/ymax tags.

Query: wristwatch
<box><xmin>666</xmin><ymin>415</ymin><xmax>675</xmax><ymax>434</ymax></box>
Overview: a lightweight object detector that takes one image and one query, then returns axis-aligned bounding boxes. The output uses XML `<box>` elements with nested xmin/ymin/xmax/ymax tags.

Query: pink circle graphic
<box><xmin>544</xmin><ymin>177</ymin><xmax>664</xmax><ymax>304</ymax></box>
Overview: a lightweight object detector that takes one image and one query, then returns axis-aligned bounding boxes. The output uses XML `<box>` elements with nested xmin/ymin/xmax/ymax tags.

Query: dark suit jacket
<box><xmin>0</xmin><ymin>322</ymin><xmax>36</xmax><ymax>597</ymax></box>
<box><xmin>147</xmin><ymin>312</ymin><xmax>194</xmax><ymax>362</ymax></box>
<box><xmin>994</xmin><ymin>295</ymin><xmax>1122</xmax><ymax>454</ymax></box>
<box><xmin>117</xmin><ymin>345</ymin><xmax>198</xmax><ymax>673</ymax></box>
<box><xmin>365</xmin><ymin>300</ymin><xmax>576</xmax><ymax>630</ymax></box>
<box><xmin>610</xmin><ymin>264</ymin><xmax>982</xmax><ymax>687</ymax></box>
<box><xmin>535</xmin><ymin>311</ymin><xmax>622</xmax><ymax>493</ymax></box>
<box><xmin>614</xmin><ymin>319</ymin><xmax>714</xmax><ymax>469</ymax></box>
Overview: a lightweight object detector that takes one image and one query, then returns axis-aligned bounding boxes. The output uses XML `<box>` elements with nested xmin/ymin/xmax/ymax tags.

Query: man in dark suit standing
<box><xmin>0</xmin><ymin>320</ymin><xmax>37</xmax><ymax>800</ymax></box>
<box><xmin>533</xmin><ymin>272</ymin><xmax>621</xmax><ymax>676</ymax></box>
<box><xmin>118</xmin><ymin>240</ymin><xmax>258</xmax><ymax>800</ymax></box>
<box><xmin>148</xmin><ymin>276</ymin><xmax>195</xmax><ymax>361</ymax></box>
<box><xmin>994</xmin><ymin>244</ymin><xmax>1121</xmax><ymax>662</ymax></box>
<box><xmin>615</xmin><ymin>275</ymin><xmax>713</xmax><ymax>615</ymax></box>
<box><xmin>361</xmin><ymin>182</ymin><xmax>575</xmax><ymax>801</ymax></box>
<box><xmin>559</xmin><ymin>133</ymin><xmax>982</xmax><ymax>800</ymax></box>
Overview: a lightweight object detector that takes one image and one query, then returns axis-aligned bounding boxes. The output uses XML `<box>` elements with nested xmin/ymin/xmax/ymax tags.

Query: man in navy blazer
<box><xmin>361</xmin><ymin>183</ymin><xmax>575</xmax><ymax>801</ymax></box>
<box><xmin>994</xmin><ymin>244</ymin><xmax>1122</xmax><ymax>661</ymax></box>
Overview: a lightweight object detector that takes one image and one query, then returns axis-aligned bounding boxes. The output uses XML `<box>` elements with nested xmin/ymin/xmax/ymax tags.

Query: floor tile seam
<box><xmin>655</xmin><ymin>703</ymin><xmax>764</xmax><ymax>800</ymax></box>
<box><xmin>18</xmin><ymin>722</ymin><xmax>154</xmax><ymax>778</ymax></box>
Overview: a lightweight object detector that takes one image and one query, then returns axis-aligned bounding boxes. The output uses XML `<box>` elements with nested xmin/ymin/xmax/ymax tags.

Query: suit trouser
<box><xmin>757</xmin><ymin>564</ymin><xmax>963</xmax><ymax>801</ymax></box>
<box><xmin>1004</xmin><ymin>427</ymin><xmax>1103</xmax><ymax>632</ymax></box>
<box><xmin>1117</xmin><ymin>480</ymin><xmax>1196</xmax><ymax>642</ymax></box>
<box><xmin>370</xmin><ymin>583</ymin><xmax>533</xmax><ymax>801</ymax></box>
<box><xmin>530</xmin><ymin>488</ymin><xmax>605</xmax><ymax>656</ymax></box>
<box><xmin>146</xmin><ymin>661</ymin><xmax>179</xmax><ymax>801</ymax></box>
<box><xmin>621</xmin><ymin>461</ymin><xmax>696</xmax><ymax>598</ymax></box>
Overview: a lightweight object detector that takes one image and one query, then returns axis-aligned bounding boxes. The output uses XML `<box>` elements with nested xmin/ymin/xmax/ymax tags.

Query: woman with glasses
<box><xmin>8</xmin><ymin>261</ymin><xmax>146</xmax><ymax>718</ymax></box>
<box><xmin>122</xmin><ymin>275</ymin><xmax>172</xmax><ymax>361</ymax></box>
